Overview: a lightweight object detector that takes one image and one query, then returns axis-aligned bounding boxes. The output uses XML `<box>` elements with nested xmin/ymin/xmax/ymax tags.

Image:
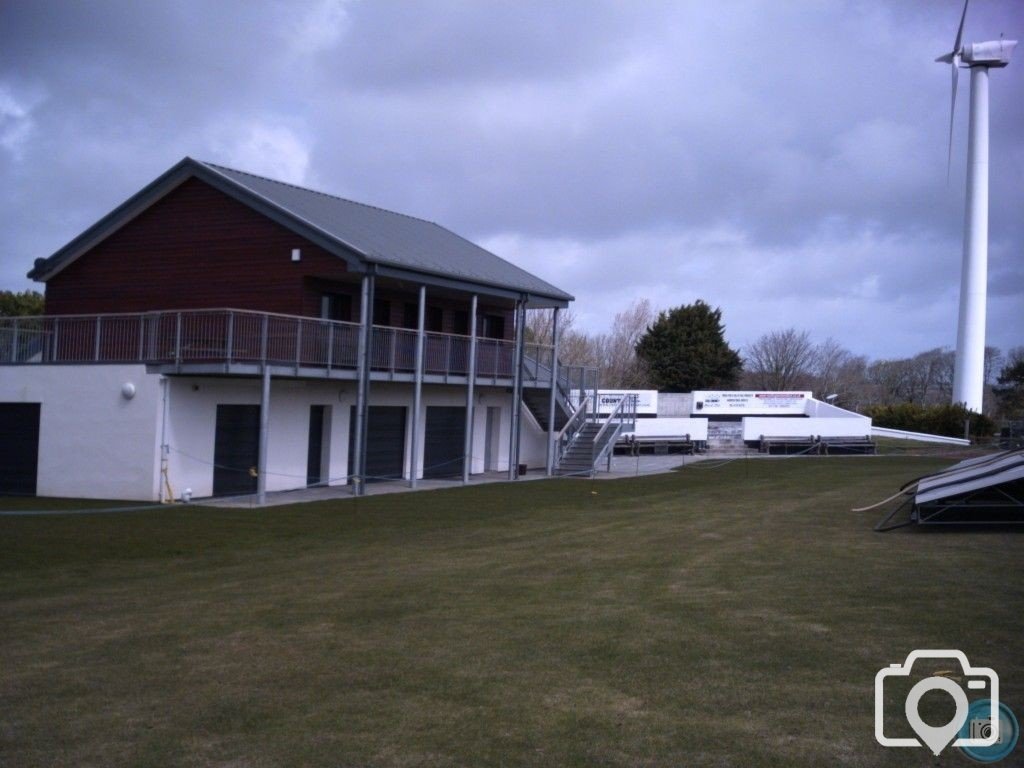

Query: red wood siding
<box><xmin>42</xmin><ymin>176</ymin><xmax>517</xmax><ymax>341</ymax></box>
<box><xmin>44</xmin><ymin>177</ymin><xmax>350</xmax><ymax>316</ymax></box>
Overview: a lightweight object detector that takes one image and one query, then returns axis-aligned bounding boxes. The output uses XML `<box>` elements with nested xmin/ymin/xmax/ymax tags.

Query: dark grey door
<box><xmin>349</xmin><ymin>406</ymin><xmax>406</xmax><ymax>483</ymax></box>
<box><xmin>213</xmin><ymin>404</ymin><xmax>260</xmax><ymax>497</ymax></box>
<box><xmin>0</xmin><ymin>403</ymin><xmax>40</xmax><ymax>496</ymax></box>
<box><xmin>424</xmin><ymin>406</ymin><xmax>465</xmax><ymax>479</ymax></box>
<box><xmin>307</xmin><ymin>405</ymin><xmax>326</xmax><ymax>487</ymax></box>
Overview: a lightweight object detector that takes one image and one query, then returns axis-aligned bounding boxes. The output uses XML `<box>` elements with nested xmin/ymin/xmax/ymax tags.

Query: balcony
<box><xmin>0</xmin><ymin>309</ymin><xmax>570</xmax><ymax>388</ymax></box>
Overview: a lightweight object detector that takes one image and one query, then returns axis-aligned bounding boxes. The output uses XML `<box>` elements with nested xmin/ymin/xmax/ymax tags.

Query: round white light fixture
<box><xmin>121</xmin><ymin>382</ymin><xmax>137</xmax><ymax>400</ymax></box>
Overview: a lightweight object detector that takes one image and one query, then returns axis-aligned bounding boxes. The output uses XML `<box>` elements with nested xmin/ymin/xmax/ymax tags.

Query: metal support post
<box><xmin>507</xmin><ymin>298</ymin><xmax>526</xmax><ymax>479</ymax></box>
<box><xmin>546</xmin><ymin>307</ymin><xmax>560</xmax><ymax>476</ymax></box>
<box><xmin>410</xmin><ymin>285</ymin><xmax>426</xmax><ymax>488</ymax></box>
<box><xmin>352</xmin><ymin>274</ymin><xmax>374</xmax><ymax>495</ymax></box>
<box><xmin>257</xmin><ymin>366</ymin><xmax>271</xmax><ymax>505</ymax></box>
<box><xmin>463</xmin><ymin>294</ymin><xmax>478</xmax><ymax>484</ymax></box>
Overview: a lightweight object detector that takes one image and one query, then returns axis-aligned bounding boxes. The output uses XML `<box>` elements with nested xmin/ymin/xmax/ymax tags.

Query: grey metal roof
<box><xmin>199</xmin><ymin>161</ymin><xmax>572</xmax><ymax>301</ymax></box>
<box><xmin>29</xmin><ymin>157</ymin><xmax>573</xmax><ymax>304</ymax></box>
<box><xmin>915</xmin><ymin>449</ymin><xmax>1024</xmax><ymax>505</ymax></box>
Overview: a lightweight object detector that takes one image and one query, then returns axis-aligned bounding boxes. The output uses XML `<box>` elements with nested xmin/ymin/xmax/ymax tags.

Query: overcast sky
<box><xmin>2</xmin><ymin>0</ymin><xmax>1021</xmax><ymax>359</ymax></box>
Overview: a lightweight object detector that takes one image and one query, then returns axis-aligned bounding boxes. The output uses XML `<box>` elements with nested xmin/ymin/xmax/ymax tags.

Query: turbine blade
<box><xmin>953</xmin><ymin>0</ymin><xmax>969</xmax><ymax>56</ymax></box>
<box><xmin>946</xmin><ymin>61</ymin><xmax>959</xmax><ymax>182</ymax></box>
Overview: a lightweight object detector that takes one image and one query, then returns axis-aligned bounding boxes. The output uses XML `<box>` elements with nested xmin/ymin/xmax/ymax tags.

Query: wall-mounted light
<box><xmin>291</xmin><ymin>248</ymin><xmax>302</xmax><ymax>262</ymax></box>
<box><xmin>121</xmin><ymin>382</ymin><xmax>136</xmax><ymax>400</ymax></box>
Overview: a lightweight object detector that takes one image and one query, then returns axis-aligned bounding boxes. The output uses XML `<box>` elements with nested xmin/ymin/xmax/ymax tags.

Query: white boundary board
<box><xmin>595</xmin><ymin>390</ymin><xmax>659</xmax><ymax>416</ymax></box>
<box><xmin>691</xmin><ymin>391</ymin><xmax>811</xmax><ymax>416</ymax></box>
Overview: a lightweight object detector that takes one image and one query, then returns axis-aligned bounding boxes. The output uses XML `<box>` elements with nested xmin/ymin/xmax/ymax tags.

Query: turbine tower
<box><xmin>937</xmin><ymin>0</ymin><xmax>1016</xmax><ymax>413</ymax></box>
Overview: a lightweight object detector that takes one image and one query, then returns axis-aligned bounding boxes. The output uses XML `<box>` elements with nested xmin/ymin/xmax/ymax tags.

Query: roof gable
<box><xmin>29</xmin><ymin>158</ymin><xmax>572</xmax><ymax>304</ymax></box>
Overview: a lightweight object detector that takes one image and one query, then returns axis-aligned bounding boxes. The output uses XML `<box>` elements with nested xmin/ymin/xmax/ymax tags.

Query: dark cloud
<box><xmin>1</xmin><ymin>0</ymin><xmax>1021</xmax><ymax>358</ymax></box>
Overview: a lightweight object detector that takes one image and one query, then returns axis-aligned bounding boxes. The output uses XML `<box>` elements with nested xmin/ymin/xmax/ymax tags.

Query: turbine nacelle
<box><xmin>937</xmin><ymin>39</ymin><xmax>1018</xmax><ymax>67</ymax></box>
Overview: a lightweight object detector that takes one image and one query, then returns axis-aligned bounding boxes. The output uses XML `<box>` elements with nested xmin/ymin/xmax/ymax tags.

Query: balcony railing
<box><xmin>0</xmin><ymin>309</ymin><xmax>562</xmax><ymax>384</ymax></box>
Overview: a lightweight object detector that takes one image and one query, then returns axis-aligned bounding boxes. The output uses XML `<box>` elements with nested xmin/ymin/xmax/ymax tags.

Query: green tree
<box><xmin>994</xmin><ymin>347</ymin><xmax>1024</xmax><ymax>420</ymax></box>
<box><xmin>635</xmin><ymin>300</ymin><xmax>742</xmax><ymax>392</ymax></box>
<box><xmin>864</xmin><ymin>402</ymin><xmax>995</xmax><ymax>439</ymax></box>
<box><xmin>0</xmin><ymin>290</ymin><xmax>44</xmax><ymax>317</ymax></box>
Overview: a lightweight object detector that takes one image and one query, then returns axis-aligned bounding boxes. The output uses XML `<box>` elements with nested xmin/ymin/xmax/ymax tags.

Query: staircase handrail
<box><xmin>558</xmin><ymin>395</ymin><xmax>591</xmax><ymax>440</ymax></box>
<box><xmin>591</xmin><ymin>393</ymin><xmax>638</xmax><ymax>468</ymax></box>
<box><xmin>555</xmin><ymin>395</ymin><xmax>592</xmax><ymax>469</ymax></box>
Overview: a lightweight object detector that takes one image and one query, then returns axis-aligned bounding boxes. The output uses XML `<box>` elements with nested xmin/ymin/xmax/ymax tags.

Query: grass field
<box><xmin>1</xmin><ymin>457</ymin><xmax>1022</xmax><ymax>767</ymax></box>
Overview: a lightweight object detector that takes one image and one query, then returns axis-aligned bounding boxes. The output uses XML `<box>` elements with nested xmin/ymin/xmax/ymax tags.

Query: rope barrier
<box><xmin>8</xmin><ymin>431</ymin><xmax>951</xmax><ymax>515</ymax></box>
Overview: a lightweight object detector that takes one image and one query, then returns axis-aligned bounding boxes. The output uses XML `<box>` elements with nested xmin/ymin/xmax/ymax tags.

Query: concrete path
<box><xmin>203</xmin><ymin>454</ymin><xmax>706</xmax><ymax>508</ymax></box>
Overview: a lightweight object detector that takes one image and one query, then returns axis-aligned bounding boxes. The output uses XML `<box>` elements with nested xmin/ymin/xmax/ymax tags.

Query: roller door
<box><xmin>349</xmin><ymin>406</ymin><xmax>406</xmax><ymax>482</ymax></box>
<box><xmin>424</xmin><ymin>406</ymin><xmax>465</xmax><ymax>479</ymax></box>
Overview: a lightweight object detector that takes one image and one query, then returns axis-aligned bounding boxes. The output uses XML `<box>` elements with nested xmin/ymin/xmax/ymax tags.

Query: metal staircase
<box><xmin>517</xmin><ymin>351</ymin><xmax>635</xmax><ymax>477</ymax></box>
<box><xmin>521</xmin><ymin>388</ymin><xmax>570</xmax><ymax>432</ymax></box>
<box><xmin>552</xmin><ymin>393</ymin><xmax>637</xmax><ymax>477</ymax></box>
<box><xmin>554</xmin><ymin>422</ymin><xmax>603</xmax><ymax>476</ymax></box>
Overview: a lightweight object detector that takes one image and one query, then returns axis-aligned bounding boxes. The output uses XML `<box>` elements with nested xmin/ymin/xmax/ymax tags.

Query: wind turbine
<box><xmin>937</xmin><ymin>0</ymin><xmax>1016</xmax><ymax>413</ymax></box>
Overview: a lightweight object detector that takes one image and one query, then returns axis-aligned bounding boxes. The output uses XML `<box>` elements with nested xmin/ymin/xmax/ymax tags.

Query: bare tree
<box><xmin>525</xmin><ymin>308</ymin><xmax>576</xmax><ymax>346</ymax></box>
<box><xmin>808</xmin><ymin>338</ymin><xmax>870</xmax><ymax>408</ymax></box>
<box><xmin>597</xmin><ymin>299</ymin><xmax>654</xmax><ymax>388</ymax></box>
<box><xmin>984</xmin><ymin>346</ymin><xmax>1003</xmax><ymax>385</ymax></box>
<box><xmin>744</xmin><ymin>328</ymin><xmax>815</xmax><ymax>390</ymax></box>
<box><xmin>559</xmin><ymin>328</ymin><xmax>600</xmax><ymax>368</ymax></box>
<box><xmin>905</xmin><ymin>348</ymin><xmax>948</xmax><ymax>404</ymax></box>
<box><xmin>526</xmin><ymin>300</ymin><xmax>654</xmax><ymax>387</ymax></box>
<box><xmin>810</xmin><ymin>337</ymin><xmax>849</xmax><ymax>398</ymax></box>
<box><xmin>867</xmin><ymin>358</ymin><xmax>913</xmax><ymax>404</ymax></box>
<box><xmin>929</xmin><ymin>349</ymin><xmax>956</xmax><ymax>402</ymax></box>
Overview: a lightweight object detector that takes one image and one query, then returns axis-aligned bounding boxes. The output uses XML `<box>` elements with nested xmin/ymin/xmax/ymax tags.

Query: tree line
<box><xmin>528</xmin><ymin>298</ymin><xmax>1024</xmax><ymax>421</ymax></box>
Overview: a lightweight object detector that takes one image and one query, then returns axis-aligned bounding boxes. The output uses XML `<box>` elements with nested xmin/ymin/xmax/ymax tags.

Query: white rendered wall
<box><xmin>517</xmin><ymin>398</ymin><xmax>551</xmax><ymax>471</ymax></box>
<box><xmin>871</xmin><ymin>426</ymin><xmax>969</xmax><ymax>446</ymax></box>
<box><xmin>742</xmin><ymin>416</ymin><xmax>871</xmax><ymax>442</ymax></box>
<box><xmin>2</xmin><ymin>367</ymin><xmax>544</xmax><ymax>500</ymax></box>
<box><xmin>166</xmin><ymin>377</ymin><xmax>366</xmax><ymax>498</ymax></box>
<box><xmin>0</xmin><ymin>365</ymin><xmax>162</xmax><ymax>500</ymax></box>
<box><xmin>166</xmin><ymin>379</ymin><xmax>525</xmax><ymax>498</ymax></box>
<box><xmin>633</xmin><ymin>418</ymin><xmax>708</xmax><ymax>441</ymax></box>
<box><xmin>803</xmin><ymin>399</ymin><xmax>864</xmax><ymax>419</ymax></box>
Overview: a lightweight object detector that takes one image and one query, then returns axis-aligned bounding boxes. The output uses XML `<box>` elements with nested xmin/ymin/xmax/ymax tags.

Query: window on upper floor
<box><xmin>480</xmin><ymin>314</ymin><xmax>505</xmax><ymax>339</ymax></box>
<box><xmin>402</xmin><ymin>302</ymin><xmax>418</xmax><ymax>330</ymax></box>
<box><xmin>426</xmin><ymin>306</ymin><xmax>444</xmax><ymax>333</ymax></box>
<box><xmin>321</xmin><ymin>293</ymin><xmax>352</xmax><ymax>322</ymax></box>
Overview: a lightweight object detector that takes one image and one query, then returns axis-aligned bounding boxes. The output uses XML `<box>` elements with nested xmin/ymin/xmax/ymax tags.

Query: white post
<box><xmin>546</xmin><ymin>308</ymin><xmax>560</xmax><ymax>476</ymax></box>
<box><xmin>463</xmin><ymin>294</ymin><xmax>478</xmax><ymax>484</ymax></box>
<box><xmin>257</xmin><ymin>366</ymin><xmax>270</xmax><ymax>505</ymax></box>
<box><xmin>952</xmin><ymin>66</ymin><xmax>989</xmax><ymax>414</ymax></box>
<box><xmin>410</xmin><ymin>285</ymin><xmax>426</xmax><ymax>488</ymax></box>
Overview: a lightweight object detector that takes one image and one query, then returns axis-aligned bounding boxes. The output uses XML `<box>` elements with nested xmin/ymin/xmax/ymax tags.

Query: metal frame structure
<box><xmin>874</xmin><ymin>449</ymin><xmax>1024</xmax><ymax>531</ymax></box>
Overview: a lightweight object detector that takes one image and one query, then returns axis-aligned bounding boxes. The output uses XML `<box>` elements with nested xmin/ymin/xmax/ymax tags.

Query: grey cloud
<box><xmin>1</xmin><ymin>0</ymin><xmax>1021</xmax><ymax>359</ymax></box>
